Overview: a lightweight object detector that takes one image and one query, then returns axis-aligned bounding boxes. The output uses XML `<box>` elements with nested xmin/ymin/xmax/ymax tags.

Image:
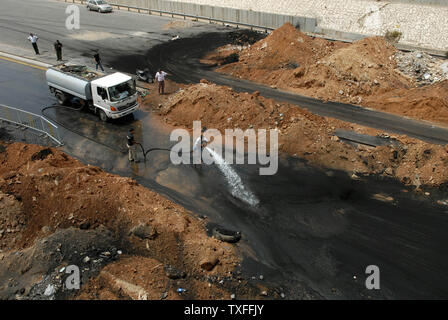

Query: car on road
<box><xmin>86</xmin><ymin>0</ymin><xmax>113</xmax><ymax>13</ymax></box>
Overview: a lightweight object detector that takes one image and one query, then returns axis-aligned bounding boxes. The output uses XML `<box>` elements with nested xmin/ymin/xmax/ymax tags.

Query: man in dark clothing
<box><xmin>126</xmin><ymin>128</ymin><xmax>137</xmax><ymax>162</ymax></box>
<box><xmin>94</xmin><ymin>52</ymin><xmax>104</xmax><ymax>72</ymax></box>
<box><xmin>54</xmin><ymin>40</ymin><xmax>63</xmax><ymax>61</ymax></box>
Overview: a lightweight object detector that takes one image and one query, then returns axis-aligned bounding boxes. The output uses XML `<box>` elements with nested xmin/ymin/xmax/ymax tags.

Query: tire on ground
<box><xmin>212</xmin><ymin>227</ymin><xmax>241</xmax><ymax>243</ymax></box>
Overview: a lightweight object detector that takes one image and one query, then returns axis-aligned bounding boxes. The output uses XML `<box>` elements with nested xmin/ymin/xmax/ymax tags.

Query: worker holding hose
<box><xmin>192</xmin><ymin>126</ymin><xmax>209</xmax><ymax>166</ymax></box>
<box><xmin>127</xmin><ymin>128</ymin><xmax>138</xmax><ymax>162</ymax></box>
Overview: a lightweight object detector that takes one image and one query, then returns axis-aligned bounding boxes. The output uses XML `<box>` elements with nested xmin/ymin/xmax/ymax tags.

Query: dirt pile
<box><xmin>0</xmin><ymin>142</ymin><xmax>259</xmax><ymax>300</ymax></box>
<box><xmin>362</xmin><ymin>80</ymin><xmax>448</xmax><ymax>124</ymax></box>
<box><xmin>215</xmin><ymin>23</ymin><xmax>412</xmax><ymax>104</ymax></box>
<box><xmin>149</xmin><ymin>81</ymin><xmax>448</xmax><ymax>187</ymax></box>
<box><xmin>206</xmin><ymin>23</ymin><xmax>448</xmax><ymax>125</ymax></box>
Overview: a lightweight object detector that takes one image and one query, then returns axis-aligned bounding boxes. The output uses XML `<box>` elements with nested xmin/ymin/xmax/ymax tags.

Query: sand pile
<box><xmin>363</xmin><ymin>80</ymin><xmax>448</xmax><ymax>124</ymax></box>
<box><xmin>205</xmin><ymin>23</ymin><xmax>448</xmax><ymax>125</ymax></box>
<box><xmin>215</xmin><ymin>23</ymin><xmax>412</xmax><ymax>104</ymax></box>
<box><xmin>0</xmin><ymin>142</ymin><xmax>257</xmax><ymax>300</ymax></box>
<box><xmin>150</xmin><ymin>81</ymin><xmax>448</xmax><ymax>187</ymax></box>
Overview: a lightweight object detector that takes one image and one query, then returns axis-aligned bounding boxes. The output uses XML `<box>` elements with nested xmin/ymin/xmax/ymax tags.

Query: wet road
<box><xmin>1</xmin><ymin>59</ymin><xmax>448</xmax><ymax>299</ymax></box>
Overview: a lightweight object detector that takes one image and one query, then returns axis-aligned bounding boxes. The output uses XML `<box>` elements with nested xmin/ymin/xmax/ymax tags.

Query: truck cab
<box><xmin>91</xmin><ymin>73</ymin><xmax>139</xmax><ymax>121</ymax></box>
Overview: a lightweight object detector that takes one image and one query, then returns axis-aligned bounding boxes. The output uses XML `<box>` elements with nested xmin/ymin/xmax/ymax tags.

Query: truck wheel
<box><xmin>98</xmin><ymin>110</ymin><xmax>108</xmax><ymax>122</ymax></box>
<box><xmin>55</xmin><ymin>92</ymin><xmax>67</xmax><ymax>105</ymax></box>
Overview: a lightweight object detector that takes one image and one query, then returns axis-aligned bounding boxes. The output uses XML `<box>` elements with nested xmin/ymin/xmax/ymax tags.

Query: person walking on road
<box><xmin>54</xmin><ymin>40</ymin><xmax>63</xmax><ymax>61</ymax></box>
<box><xmin>94</xmin><ymin>52</ymin><xmax>104</xmax><ymax>72</ymax></box>
<box><xmin>127</xmin><ymin>128</ymin><xmax>138</xmax><ymax>162</ymax></box>
<box><xmin>28</xmin><ymin>33</ymin><xmax>39</xmax><ymax>55</ymax></box>
<box><xmin>155</xmin><ymin>68</ymin><xmax>170</xmax><ymax>95</ymax></box>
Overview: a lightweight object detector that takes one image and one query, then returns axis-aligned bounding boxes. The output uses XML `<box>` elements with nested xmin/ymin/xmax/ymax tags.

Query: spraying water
<box><xmin>205</xmin><ymin>147</ymin><xmax>260</xmax><ymax>206</ymax></box>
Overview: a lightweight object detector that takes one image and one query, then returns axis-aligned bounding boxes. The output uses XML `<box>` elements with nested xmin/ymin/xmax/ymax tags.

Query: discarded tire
<box><xmin>212</xmin><ymin>227</ymin><xmax>241</xmax><ymax>243</ymax></box>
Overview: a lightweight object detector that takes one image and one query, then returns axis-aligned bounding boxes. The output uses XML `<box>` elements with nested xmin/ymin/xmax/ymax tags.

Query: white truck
<box><xmin>46</xmin><ymin>64</ymin><xmax>139</xmax><ymax>121</ymax></box>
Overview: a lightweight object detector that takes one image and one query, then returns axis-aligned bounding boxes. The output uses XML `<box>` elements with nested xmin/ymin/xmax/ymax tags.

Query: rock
<box><xmin>261</xmin><ymin>290</ymin><xmax>268</xmax><ymax>296</ymax></box>
<box><xmin>338</xmin><ymin>90</ymin><xmax>344</xmax><ymax>95</ymax></box>
<box><xmin>230</xmin><ymin>293</ymin><xmax>236</xmax><ymax>300</ymax></box>
<box><xmin>83</xmin><ymin>256</ymin><xmax>90</xmax><ymax>263</ymax></box>
<box><xmin>280</xmin><ymin>293</ymin><xmax>285</xmax><ymax>298</ymax></box>
<box><xmin>330</xmin><ymin>135</ymin><xmax>339</xmax><ymax>142</ymax></box>
<box><xmin>31</xmin><ymin>148</ymin><xmax>53</xmax><ymax>161</ymax></box>
<box><xmin>259</xmin><ymin>275</ymin><xmax>264</xmax><ymax>280</ymax></box>
<box><xmin>80</xmin><ymin>221</ymin><xmax>90</xmax><ymax>230</ymax></box>
<box><xmin>44</xmin><ymin>284</ymin><xmax>55</xmax><ymax>296</ymax></box>
<box><xmin>130</xmin><ymin>223</ymin><xmax>157</xmax><ymax>240</ymax></box>
<box><xmin>165</xmin><ymin>265</ymin><xmax>186</xmax><ymax>280</ymax></box>
<box><xmin>200</xmin><ymin>254</ymin><xmax>220</xmax><ymax>271</ymax></box>
<box><xmin>384</xmin><ymin>167</ymin><xmax>393</xmax><ymax>176</ymax></box>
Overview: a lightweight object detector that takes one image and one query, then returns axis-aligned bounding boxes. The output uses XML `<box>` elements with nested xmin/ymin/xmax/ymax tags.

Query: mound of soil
<box><xmin>363</xmin><ymin>81</ymin><xmax>448</xmax><ymax>124</ymax></box>
<box><xmin>207</xmin><ymin>23</ymin><xmax>448</xmax><ymax>125</ymax></box>
<box><xmin>147</xmin><ymin>81</ymin><xmax>448</xmax><ymax>187</ymax></box>
<box><xmin>0</xmin><ymin>142</ymin><xmax>259</xmax><ymax>300</ymax></box>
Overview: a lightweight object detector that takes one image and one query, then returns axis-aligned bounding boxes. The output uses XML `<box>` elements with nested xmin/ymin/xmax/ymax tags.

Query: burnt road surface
<box><xmin>2</xmin><ymin>0</ymin><xmax>448</xmax><ymax>299</ymax></box>
<box><xmin>1</xmin><ymin>55</ymin><xmax>448</xmax><ymax>300</ymax></box>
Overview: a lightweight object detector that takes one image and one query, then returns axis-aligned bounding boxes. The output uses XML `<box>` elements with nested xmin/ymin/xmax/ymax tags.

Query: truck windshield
<box><xmin>108</xmin><ymin>80</ymin><xmax>136</xmax><ymax>102</ymax></box>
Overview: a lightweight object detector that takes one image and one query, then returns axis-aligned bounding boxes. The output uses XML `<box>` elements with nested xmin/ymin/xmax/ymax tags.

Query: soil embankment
<box><xmin>143</xmin><ymin>80</ymin><xmax>448</xmax><ymax>188</ymax></box>
<box><xmin>0</xmin><ymin>142</ymin><xmax>260</xmax><ymax>300</ymax></box>
<box><xmin>206</xmin><ymin>23</ymin><xmax>448</xmax><ymax>125</ymax></box>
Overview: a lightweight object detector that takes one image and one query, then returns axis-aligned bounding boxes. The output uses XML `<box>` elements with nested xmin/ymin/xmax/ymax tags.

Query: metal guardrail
<box><xmin>65</xmin><ymin>0</ymin><xmax>274</xmax><ymax>32</ymax></box>
<box><xmin>0</xmin><ymin>104</ymin><xmax>63</xmax><ymax>146</ymax></box>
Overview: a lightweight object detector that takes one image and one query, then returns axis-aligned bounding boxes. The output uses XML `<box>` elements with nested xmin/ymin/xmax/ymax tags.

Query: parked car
<box><xmin>86</xmin><ymin>0</ymin><xmax>113</xmax><ymax>13</ymax></box>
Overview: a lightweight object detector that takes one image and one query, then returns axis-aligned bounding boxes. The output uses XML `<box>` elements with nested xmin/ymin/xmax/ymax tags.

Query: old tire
<box><xmin>212</xmin><ymin>227</ymin><xmax>241</xmax><ymax>243</ymax></box>
<box><xmin>98</xmin><ymin>109</ymin><xmax>108</xmax><ymax>122</ymax></box>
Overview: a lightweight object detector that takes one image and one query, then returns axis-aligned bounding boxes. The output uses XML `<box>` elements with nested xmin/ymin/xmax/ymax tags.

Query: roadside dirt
<box><xmin>204</xmin><ymin>23</ymin><xmax>448</xmax><ymax>125</ymax></box>
<box><xmin>143</xmin><ymin>80</ymin><xmax>448</xmax><ymax>188</ymax></box>
<box><xmin>0</xmin><ymin>141</ymin><xmax>261</xmax><ymax>300</ymax></box>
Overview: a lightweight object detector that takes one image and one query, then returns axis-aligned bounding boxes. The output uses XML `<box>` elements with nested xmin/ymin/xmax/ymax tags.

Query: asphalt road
<box><xmin>2</xmin><ymin>0</ymin><xmax>448</xmax><ymax>300</ymax></box>
<box><xmin>2</xmin><ymin>55</ymin><xmax>448</xmax><ymax>300</ymax></box>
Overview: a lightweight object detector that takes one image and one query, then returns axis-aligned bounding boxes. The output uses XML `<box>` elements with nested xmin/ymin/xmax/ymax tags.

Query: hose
<box><xmin>42</xmin><ymin>104</ymin><xmax>183</xmax><ymax>160</ymax></box>
<box><xmin>41</xmin><ymin>104</ymin><xmax>127</xmax><ymax>154</ymax></box>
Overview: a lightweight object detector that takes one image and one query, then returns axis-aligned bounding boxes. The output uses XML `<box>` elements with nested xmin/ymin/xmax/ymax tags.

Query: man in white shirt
<box><xmin>154</xmin><ymin>69</ymin><xmax>170</xmax><ymax>95</ymax></box>
<box><xmin>27</xmin><ymin>33</ymin><xmax>39</xmax><ymax>55</ymax></box>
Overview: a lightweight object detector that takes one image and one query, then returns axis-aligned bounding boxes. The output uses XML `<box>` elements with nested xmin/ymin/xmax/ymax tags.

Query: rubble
<box><xmin>394</xmin><ymin>51</ymin><xmax>448</xmax><ymax>85</ymax></box>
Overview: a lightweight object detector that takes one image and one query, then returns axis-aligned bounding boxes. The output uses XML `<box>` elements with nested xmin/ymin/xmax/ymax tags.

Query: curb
<box><xmin>0</xmin><ymin>50</ymin><xmax>52</xmax><ymax>69</ymax></box>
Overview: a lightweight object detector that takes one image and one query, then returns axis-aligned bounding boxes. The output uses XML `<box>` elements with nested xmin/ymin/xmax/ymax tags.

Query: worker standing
<box><xmin>54</xmin><ymin>40</ymin><xmax>63</xmax><ymax>61</ymax></box>
<box><xmin>155</xmin><ymin>69</ymin><xmax>170</xmax><ymax>95</ymax></box>
<box><xmin>94</xmin><ymin>52</ymin><xmax>104</xmax><ymax>72</ymax></box>
<box><xmin>192</xmin><ymin>126</ymin><xmax>209</xmax><ymax>166</ymax></box>
<box><xmin>27</xmin><ymin>33</ymin><xmax>39</xmax><ymax>55</ymax></box>
<box><xmin>126</xmin><ymin>128</ymin><xmax>138</xmax><ymax>162</ymax></box>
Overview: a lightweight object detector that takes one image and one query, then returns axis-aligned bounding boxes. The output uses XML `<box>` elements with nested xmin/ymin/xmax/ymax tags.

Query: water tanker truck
<box><xmin>46</xmin><ymin>64</ymin><xmax>138</xmax><ymax>121</ymax></box>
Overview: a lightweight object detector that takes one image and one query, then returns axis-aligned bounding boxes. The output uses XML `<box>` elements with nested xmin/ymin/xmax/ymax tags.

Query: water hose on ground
<box><xmin>41</xmin><ymin>104</ymin><xmax>181</xmax><ymax>160</ymax></box>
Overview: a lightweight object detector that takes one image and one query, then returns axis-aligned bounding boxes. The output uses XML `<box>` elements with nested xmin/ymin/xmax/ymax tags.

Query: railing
<box><xmin>0</xmin><ymin>104</ymin><xmax>63</xmax><ymax>146</ymax></box>
<box><xmin>65</xmin><ymin>0</ymin><xmax>275</xmax><ymax>32</ymax></box>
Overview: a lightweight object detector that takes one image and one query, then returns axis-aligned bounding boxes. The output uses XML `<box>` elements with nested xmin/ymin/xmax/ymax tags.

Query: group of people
<box><xmin>27</xmin><ymin>33</ymin><xmax>105</xmax><ymax>71</ymax></box>
<box><xmin>27</xmin><ymin>33</ymin><xmax>174</xmax><ymax>165</ymax></box>
<box><xmin>28</xmin><ymin>33</ymin><xmax>62</xmax><ymax>61</ymax></box>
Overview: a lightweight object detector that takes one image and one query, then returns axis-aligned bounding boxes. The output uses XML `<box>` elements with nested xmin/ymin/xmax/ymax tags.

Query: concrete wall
<box><xmin>361</xmin><ymin>0</ymin><xmax>448</xmax><ymax>6</ymax></box>
<box><xmin>98</xmin><ymin>0</ymin><xmax>448</xmax><ymax>53</ymax></box>
<box><xmin>109</xmin><ymin>0</ymin><xmax>317</xmax><ymax>31</ymax></box>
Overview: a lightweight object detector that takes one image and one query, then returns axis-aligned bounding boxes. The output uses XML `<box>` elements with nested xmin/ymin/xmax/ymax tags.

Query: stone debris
<box><xmin>394</xmin><ymin>51</ymin><xmax>448</xmax><ymax>85</ymax></box>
